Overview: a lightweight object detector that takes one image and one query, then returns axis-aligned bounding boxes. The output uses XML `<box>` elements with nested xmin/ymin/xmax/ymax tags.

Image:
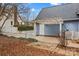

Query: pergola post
<box><xmin>34</xmin><ymin>23</ymin><xmax>37</xmax><ymax>36</ymax></box>
<box><xmin>59</xmin><ymin>23</ymin><xmax>63</xmax><ymax>37</ymax></box>
<box><xmin>59</xmin><ymin>22</ymin><xmax>67</xmax><ymax>46</ymax></box>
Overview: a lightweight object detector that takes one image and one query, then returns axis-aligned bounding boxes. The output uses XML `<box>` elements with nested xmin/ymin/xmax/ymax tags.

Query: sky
<box><xmin>20</xmin><ymin>3</ymin><xmax>61</xmax><ymax>21</ymax></box>
<box><xmin>29</xmin><ymin>3</ymin><xmax>52</xmax><ymax>21</ymax></box>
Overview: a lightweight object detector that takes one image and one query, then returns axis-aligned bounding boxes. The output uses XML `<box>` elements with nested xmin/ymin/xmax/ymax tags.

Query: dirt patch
<box><xmin>27</xmin><ymin>40</ymin><xmax>79</xmax><ymax>56</ymax></box>
<box><xmin>0</xmin><ymin>35</ymin><xmax>64</xmax><ymax>56</ymax></box>
<box><xmin>0</xmin><ymin>35</ymin><xmax>79</xmax><ymax>56</ymax></box>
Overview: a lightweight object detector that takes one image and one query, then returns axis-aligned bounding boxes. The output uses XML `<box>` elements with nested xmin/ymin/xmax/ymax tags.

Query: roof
<box><xmin>35</xmin><ymin>3</ymin><xmax>79</xmax><ymax>23</ymax></box>
<box><xmin>35</xmin><ymin>4</ymin><xmax>70</xmax><ymax>20</ymax></box>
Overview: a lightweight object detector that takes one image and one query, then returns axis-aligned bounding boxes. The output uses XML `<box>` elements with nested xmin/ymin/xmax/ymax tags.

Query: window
<box><xmin>11</xmin><ymin>21</ymin><xmax>13</xmax><ymax>25</ymax></box>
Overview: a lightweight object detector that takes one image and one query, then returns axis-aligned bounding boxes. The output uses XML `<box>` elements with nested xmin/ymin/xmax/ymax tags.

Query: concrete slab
<box><xmin>34</xmin><ymin>36</ymin><xmax>60</xmax><ymax>44</ymax></box>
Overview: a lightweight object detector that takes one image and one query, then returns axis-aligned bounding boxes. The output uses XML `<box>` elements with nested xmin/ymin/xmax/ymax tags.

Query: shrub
<box><xmin>18</xmin><ymin>37</ymin><xmax>38</xmax><ymax>42</ymax></box>
<box><xmin>27</xmin><ymin>38</ymin><xmax>38</xmax><ymax>42</ymax></box>
<box><xmin>18</xmin><ymin>25</ymin><xmax>34</xmax><ymax>31</ymax></box>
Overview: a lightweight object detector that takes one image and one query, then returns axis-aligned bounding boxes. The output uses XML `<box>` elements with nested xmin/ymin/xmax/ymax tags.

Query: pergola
<box><xmin>33</xmin><ymin>17</ymin><xmax>64</xmax><ymax>37</ymax></box>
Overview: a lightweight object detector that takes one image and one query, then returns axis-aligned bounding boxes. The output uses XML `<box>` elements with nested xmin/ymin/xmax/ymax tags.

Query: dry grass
<box><xmin>0</xmin><ymin>35</ymin><xmax>79</xmax><ymax>56</ymax></box>
<box><xmin>0</xmin><ymin>35</ymin><xmax>64</xmax><ymax>56</ymax></box>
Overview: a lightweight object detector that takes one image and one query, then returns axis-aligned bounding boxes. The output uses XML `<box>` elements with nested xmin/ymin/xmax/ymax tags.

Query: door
<box><xmin>44</xmin><ymin>24</ymin><xmax>60</xmax><ymax>36</ymax></box>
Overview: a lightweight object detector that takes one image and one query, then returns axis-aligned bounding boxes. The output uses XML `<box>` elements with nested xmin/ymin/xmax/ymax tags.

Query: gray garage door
<box><xmin>44</xmin><ymin>24</ymin><xmax>60</xmax><ymax>36</ymax></box>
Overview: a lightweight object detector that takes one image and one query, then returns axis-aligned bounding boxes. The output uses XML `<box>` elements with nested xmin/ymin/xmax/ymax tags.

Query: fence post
<box><xmin>71</xmin><ymin>31</ymin><xmax>74</xmax><ymax>40</ymax></box>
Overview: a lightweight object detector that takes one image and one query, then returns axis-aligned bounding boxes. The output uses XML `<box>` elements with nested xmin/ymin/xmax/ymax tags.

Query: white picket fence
<box><xmin>1</xmin><ymin>30</ymin><xmax>79</xmax><ymax>40</ymax></box>
<box><xmin>2</xmin><ymin>30</ymin><xmax>35</xmax><ymax>38</ymax></box>
<box><xmin>65</xmin><ymin>31</ymin><xmax>79</xmax><ymax>40</ymax></box>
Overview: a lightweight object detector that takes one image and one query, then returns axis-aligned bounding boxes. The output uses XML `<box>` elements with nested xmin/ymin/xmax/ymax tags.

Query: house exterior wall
<box><xmin>35</xmin><ymin>21</ymin><xmax>79</xmax><ymax>39</ymax></box>
<box><xmin>34</xmin><ymin>23</ymin><xmax>39</xmax><ymax>35</ymax></box>
<box><xmin>39</xmin><ymin>23</ymin><xmax>45</xmax><ymax>35</ymax></box>
<box><xmin>0</xmin><ymin>15</ymin><xmax>18</xmax><ymax>33</ymax></box>
<box><xmin>64</xmin><ymin>21</ymin><xmax>78</xmax><ymax>31</ymax></box>
<box><xmin>34</xmin><ymin>23</ymin><xmax>45</xmax><ymax>36</ymax></box>
<box><xmin>35</xmin><ymin>23</ymin><xmax>60</xmax><ymax>36</ymax></box>
<box><xmin>35</xmin><ymin>4</ymin><xmax>79</xmax><ymax>39</ymax></box>
<box><xmin>64</xmin><ymin>21</ymin><xmax>79</xmax><ymax>39</ymax></box>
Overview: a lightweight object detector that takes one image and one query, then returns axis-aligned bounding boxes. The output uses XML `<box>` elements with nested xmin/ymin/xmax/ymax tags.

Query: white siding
<box><xmin>0</xmin><ymin>16</ymin><xmax>18</xmax><ymax>33</ymax></box>
<box><xmin>34</xmin><ymin>23</ymin><xmax>39</xmax><ymax>35</ymax></box>
<box><xmin>64</xmin><ymin>21</ymin><xmax>78</xmax><ymax>31</ymax></box>
<box><xmin>64</xmin><ymin>21</ymin><xmax>79</xmax><ymax>39</ymax></box>
<box><xmin>39</xmin><ymin>24</ymin><xmax>45</xmax><ymax>35</ymax></box>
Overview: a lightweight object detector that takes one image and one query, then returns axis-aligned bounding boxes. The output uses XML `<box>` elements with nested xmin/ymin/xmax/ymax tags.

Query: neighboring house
<box><xmin>0</xmin><ymin>14</ymin><xmax>24</xmax><ymax>33</ymax></box>
<box><xmin>0</xmin><ymin>13</ymin><xmax>34</xmax><ymax>38</ymax></box>
<box><xmin>34</xmin><ymin>3</ymin><xmax>79</xmax><ymax>39</ymax></box>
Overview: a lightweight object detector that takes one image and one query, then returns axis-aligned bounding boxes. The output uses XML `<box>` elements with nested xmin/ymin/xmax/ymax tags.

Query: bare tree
<box><xmin>17</xmin><ymin>4</ymin><xmax>31</xmax><ymax>23</ymax></box>
<box><xmin>0</xmin><ymin>3</ymin><xmax>31</xmax><ymax>27</ymax></box>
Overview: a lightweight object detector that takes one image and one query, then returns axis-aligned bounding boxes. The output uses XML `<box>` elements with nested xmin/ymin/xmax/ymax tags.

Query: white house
<box><xmin>34</xmin><ymin>4</ymin><xmax>79</xmax><ymax>40</ymax></box>
<box><xmin>0</xmin><ymin>13</ymin><xmax>24</xmax><ymax>34</ymax></box>
<box><xmin>0</xmin><ymin>13</ymin><xmax>34</xmax><ymax>38</ymax></box>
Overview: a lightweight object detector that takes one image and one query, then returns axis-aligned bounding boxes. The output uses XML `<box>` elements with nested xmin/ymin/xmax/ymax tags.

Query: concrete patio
<box><xmin>34</xmin><ymin>36</ymin><xmax>79</xmax><ymax>49</ymax></box>
<box><xmin>34</xmin><ymin>36</ymin><xmax>60</xmax><ymax>44</ymax></box>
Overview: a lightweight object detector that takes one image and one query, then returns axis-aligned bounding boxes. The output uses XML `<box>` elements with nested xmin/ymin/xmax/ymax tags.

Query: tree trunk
<box><xmin>13</xmin><ymin>5</ymin><xmax>19</xmax><ymax>27</ymax></box>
